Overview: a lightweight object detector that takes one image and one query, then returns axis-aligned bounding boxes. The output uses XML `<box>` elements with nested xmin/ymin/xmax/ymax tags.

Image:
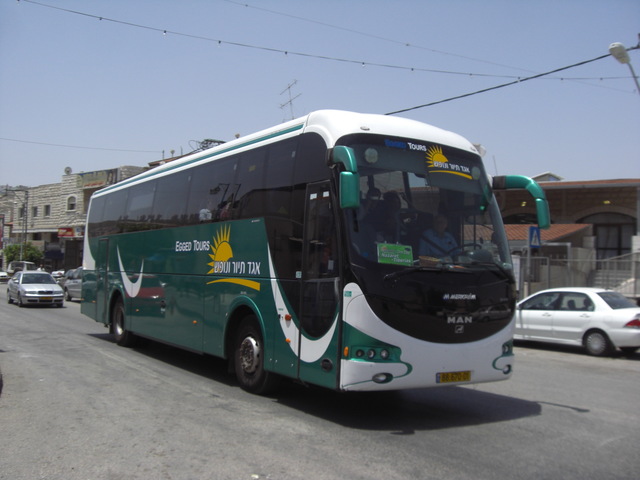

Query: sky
<box><xmin>1</xmin><ymin>0</ymin><xmax>639</xmax><ymax>187</ymax></box>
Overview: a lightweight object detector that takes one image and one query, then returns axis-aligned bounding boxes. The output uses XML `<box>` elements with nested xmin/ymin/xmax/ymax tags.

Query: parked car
<box><xmin>6</xmin><ymin>261</ymin><xmax>37</xmax><ymax>275</ymax></box>
<box><xmin>64</xmin><ymin>267</ymin><xmax>83</xmax><ymax>301</ymax></box>
<box><xmin>514</xmin><ymin>287</ymin><xmax>640</xmax><ymax>356</ymax></box>
<box><xmin>7</xmin><ymin>271</ymin><xmax>64</xmax><ymax>308</ymax></box>
<box><xmin>58</xmin><ymin>268</ymin><xmax>77</xmax><ymax>288</ymax></box>
<box><xmin>51</xmin><ymin>270</ymin><xmax>65</xmax><ymax>281</ymax></box>
<box><xmin>0</xmin><ymin>271</ymin><xmax>9</xmax><ymax>283</ymax></box>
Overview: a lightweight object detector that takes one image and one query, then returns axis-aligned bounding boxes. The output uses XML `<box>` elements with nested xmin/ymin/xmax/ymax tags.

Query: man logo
<box><xmin>455</xmin><ymin>325</ymin><xmax>464</xmax><ymax>334</ymax></box>
<box><xmin>447</xmin><ymin>315</ymin><xmax>472</xmax><ymax>324</ymax></box>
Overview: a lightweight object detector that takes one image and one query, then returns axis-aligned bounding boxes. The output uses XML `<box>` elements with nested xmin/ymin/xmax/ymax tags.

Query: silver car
<box><xmin>514</xmin><ymin>287</ymin><xmax>640</xmax><ymax>356</ymax></box>
<box><xmin>7</xmin><ymin>271</ymin><xmax>64</xmax><ymax>308</ymax></box>
<box><xmin>63</xmin><ymin>267</ymin><xmax>83</xmax><ymax>301</ymax></box>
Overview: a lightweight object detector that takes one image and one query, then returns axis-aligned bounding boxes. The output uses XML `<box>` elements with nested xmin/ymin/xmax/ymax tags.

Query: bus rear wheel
<box><xmin>234</xmin><ymin>316</ymin><xmax>279</xmax><ymax>394</ymax></box>
<box><xmin>112</xmin><ymin>297</ymin><xmax>137</xmax><ymax>347</ymax></box>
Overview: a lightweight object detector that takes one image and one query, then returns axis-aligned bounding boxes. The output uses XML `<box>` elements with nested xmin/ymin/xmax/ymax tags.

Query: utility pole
<box><xmin>5</xmin><ymin>188</ymin><xmax>29</xmax><ymax>260</ymax></box>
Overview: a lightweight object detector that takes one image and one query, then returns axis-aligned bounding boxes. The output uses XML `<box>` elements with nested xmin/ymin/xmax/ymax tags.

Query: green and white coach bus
<box><xmin>81</xmin><ymin>110</ymin><xmax>549</xmax><ymax>394</ymax></box>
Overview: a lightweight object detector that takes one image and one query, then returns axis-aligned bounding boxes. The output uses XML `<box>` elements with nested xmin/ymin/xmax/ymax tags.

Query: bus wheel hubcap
<box><xmin>239</xmin><ymin>337</ymin><xmax>260</xmax><ymax>374</ymax></box>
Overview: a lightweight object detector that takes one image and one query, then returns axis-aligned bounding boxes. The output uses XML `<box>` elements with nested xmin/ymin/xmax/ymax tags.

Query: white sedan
<box><xmin>514</xmin><ymin>287</ymin><xmax>640</xmax><ymax>356</ymax></box>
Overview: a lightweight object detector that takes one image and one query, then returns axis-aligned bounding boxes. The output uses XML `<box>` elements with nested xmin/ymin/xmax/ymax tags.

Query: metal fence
<box><xmin>518</xmin><ymin>252</ymin><xmax>640</xmax><ymax>300</ymax></box>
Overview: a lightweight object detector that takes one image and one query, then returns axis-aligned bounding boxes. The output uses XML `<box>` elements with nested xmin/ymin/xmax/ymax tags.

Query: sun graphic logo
<box><xmin>426</xmin><ymin>145</ymin><xmax>449</xmax><ymax>169</ymax></box>
<box><xmin>208</xmin><ymin>224</ymin><xmax>233</xmax><ymax>274</ymax></box>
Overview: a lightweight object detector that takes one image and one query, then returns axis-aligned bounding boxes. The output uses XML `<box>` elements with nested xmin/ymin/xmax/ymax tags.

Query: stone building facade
<box><xmin>1</xmin><ymin>166</ymin><xmax>145</xmax><ymax>271</ymax></box>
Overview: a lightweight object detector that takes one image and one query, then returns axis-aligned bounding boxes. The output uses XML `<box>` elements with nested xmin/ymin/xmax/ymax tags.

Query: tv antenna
<box><xmin>280</xmin><ymin>80</ymin><xmax>301</xmax><ymax>121</ymax></box>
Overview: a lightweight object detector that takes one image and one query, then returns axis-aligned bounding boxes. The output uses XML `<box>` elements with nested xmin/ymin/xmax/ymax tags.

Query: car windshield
<box><xmin>21</xmin><ymin>273</ymin><xmax>56</xmax><ymax>285</ymax></box>
<box><xmin>598</xmin><ymin>291</ymin><xmax>637</xmax><ymax>309</ymax></box>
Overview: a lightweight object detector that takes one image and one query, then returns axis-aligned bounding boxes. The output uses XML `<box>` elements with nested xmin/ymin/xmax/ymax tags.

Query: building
<box><xmin>496</xmin><ymin>177</ymin><xmax>640</xmax><ymax>299</ymax></box>
<box><xmin>1</xmin><ymin>166</ymin><xmax>145</xmax><ymax>271</ymax></box>
<box><xmin>498</xmin><ymin>177</ymin><xmax>640</xmax><ymax>258</ymax></box>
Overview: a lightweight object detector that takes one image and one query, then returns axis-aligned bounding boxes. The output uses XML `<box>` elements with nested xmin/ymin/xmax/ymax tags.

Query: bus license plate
<box><xmin>436</xmin><ymin>370</ymin><xmax>471</xmax><ymax>383</ymax></box>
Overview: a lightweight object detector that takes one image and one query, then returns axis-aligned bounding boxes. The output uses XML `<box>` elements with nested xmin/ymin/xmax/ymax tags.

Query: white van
<box><xmin>7</xmin><ymin>261</ymin><xmax>37</xmax><ymax>275</ymax></box>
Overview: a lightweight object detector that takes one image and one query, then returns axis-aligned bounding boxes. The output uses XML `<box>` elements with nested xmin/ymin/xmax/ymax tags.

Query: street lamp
<box><xmin>608</xmin><ymin>42</ymin><xmax>640</xmax><ymax>96</ymax></box>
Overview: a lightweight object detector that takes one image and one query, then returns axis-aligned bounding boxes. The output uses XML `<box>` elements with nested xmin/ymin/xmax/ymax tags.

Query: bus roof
<box><xmin>95</xmin><ymin>110</ymin><xmax>478</xmax><ymax>196</ymax></box>
<box><xmin>304</xmin><ymin>110</ymin><xmax>475</xmax><ymax>153</ymax></box>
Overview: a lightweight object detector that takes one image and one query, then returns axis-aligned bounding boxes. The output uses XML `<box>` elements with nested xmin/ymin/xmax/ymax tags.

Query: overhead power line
<box><xmin>221</xmin><ymin>0</ymin><xmax>555</xmax><ymax>74</ymax></box>
<box><xmin>17</xmin><ymin>0</ymin><xmax>632</xmax><ymax>82</ymax></box>
<box><xmin>385</xmin><ymin>50</ymin><xmax>637</xmax><ymax>115</ymax></box>
<box><xmin>0</xmin><ymin>137</ymin><xmax>160</xmax><ymax>154</ymax></box>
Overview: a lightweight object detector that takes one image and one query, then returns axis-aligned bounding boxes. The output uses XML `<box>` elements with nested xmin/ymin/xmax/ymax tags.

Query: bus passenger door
<box><xmin>297</xmin><ymin>182</ymin><xmax>342</xmax><ymax>390</ymax></box>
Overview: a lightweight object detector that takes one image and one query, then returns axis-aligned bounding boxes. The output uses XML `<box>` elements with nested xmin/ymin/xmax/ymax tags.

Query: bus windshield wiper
<box><xmin>383</xmin><ymin>263</ymin><xmax>472</xmax><ymax>283</ymax></box>
<box><xmin>470</xmin><ymin>261</ymin><xmax>514</xmax><ymax>283</ymax></box>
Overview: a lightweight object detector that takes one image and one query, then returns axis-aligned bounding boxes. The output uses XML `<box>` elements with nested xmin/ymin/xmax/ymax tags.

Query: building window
<box><xmin>579</xmin><ymin>213</ymin><xmax>636</xmax><ymax>259</ymax></box>
<box><xmin>67</xmin><ymin>196</ymin><xmax>77</xmax><ymax>211</ymax></box>
<box><xmin>44</xmin><ymin>205</ymin><xmax>51</xmax><ymax>217</ymax></box>
<box><xmin>32</xmin><ymin>206</ymin><xmax>38</xmax><ymax>218</ymax></box>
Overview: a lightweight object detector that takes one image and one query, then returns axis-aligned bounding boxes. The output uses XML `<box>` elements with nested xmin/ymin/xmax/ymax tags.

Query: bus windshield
<box><xmin>342</xmin><ymin>135</ymin><xmax>511</xmax><ymax>272</ymax></box>
<box><xmin>339</xmin><ymin>135</ymin><xmax>515</xmax><ymax>344</ymax></box>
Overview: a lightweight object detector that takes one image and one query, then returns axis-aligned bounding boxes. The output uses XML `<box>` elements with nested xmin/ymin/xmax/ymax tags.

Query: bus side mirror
<box><xmin>534</xmin><ymin>198</ymin><xmax>550</xmax><ymax>230</ymax></box>
<box><xmin>331</xmin><ymin>146</ymin><xmax>358</xmax><ymax>173</ymax></box>
<box><xmin>339</xmin><ymin>172</ymin><xmax>360</xmax><ymax>209</ymax></box>
<box><xmin>331</xmin><ymin>146</ymin><xmax>361</xmax><ymax>209</ymax></box>
<box><xmin>493</xmin><ymin>175</ymin><xmax>551</xmax><ymax>229</ymax></box>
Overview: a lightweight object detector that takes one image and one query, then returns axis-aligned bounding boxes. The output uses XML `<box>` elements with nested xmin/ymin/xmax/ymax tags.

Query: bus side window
<box><xmin>187</xmin><ymin>157</ymin><xmax>237</xmax><ymax>224</ymax></box>
<box><xmin>235</xmin><ymin>148</ymin><xmax>268</xmax><ymax>219</ymax></box>
<box><xmin>152</xmin><ymin>170</ymin><xmax>191</xmax><ymax>226</ymax></box>
<box><xmin>87</xmin><ymin>196</ymin><xmax>106</xmax><ymax>237</ymax></box>
<box><xmin>104</xmin><ymin>190</ymin><xmax>128</xmax><ymax>234</ymax></box>
<box><xmin>265</xmin><ymin>138</ymin><xmax>296</xmax><ymax>217</ymax></box>
<box><xmin>124</xmin><ymin>181</ymin><xmax>156</xmax><ymax>231</ymax></box>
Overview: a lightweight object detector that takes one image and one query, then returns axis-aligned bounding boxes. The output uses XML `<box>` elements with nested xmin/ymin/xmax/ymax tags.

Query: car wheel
<box><xmin>17</xmin><ymin>293</ymin><xmax>24</xmax><ymax>308</ymax></box>
<box><xmin>7</xmin><ymin>290</ymin><xmax>12</xmax><ymax>304</ymax></box>
<box><xmin>65</xmin><ymin>288</ymin><xmax>72</xmax><ymax>301</ymax></box>
<box><xmin>112</xmin><ymin>297</ymin><xmax>136</xmax><ymax>347</ymax></box>
<box><xmin>234</xmin><ymin>316</ymin><xmax>279</xmax><ymax>395</ymax></box>
<box><xmin>584</xmin><ymin>330</ymin><xmax>613</xmax><ymax>356</ymax></box>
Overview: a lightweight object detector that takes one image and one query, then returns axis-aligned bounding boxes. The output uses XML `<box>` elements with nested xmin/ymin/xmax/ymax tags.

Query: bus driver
<box><xmin>419</xmin><ymin>214</ymin><xmax>458</xmax><ymax>258</ymax></box>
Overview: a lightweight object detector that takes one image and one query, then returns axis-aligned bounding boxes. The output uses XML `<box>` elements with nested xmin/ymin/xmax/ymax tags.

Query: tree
<box><xmin>4</xmin><ymin>243</ymin><xmax>43</xmax><ymax>265</ymax></box>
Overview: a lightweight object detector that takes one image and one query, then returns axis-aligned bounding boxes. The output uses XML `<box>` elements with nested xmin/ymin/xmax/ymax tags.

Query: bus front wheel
<box><xmin>112</xmin><ymin>297</ymin><xmax>137</xmax><ymax>347</ymax></box>
<box><xmin>234</xmin><ymin>316</ymin><xmax>279</xmax><ymax>394</ymax></box>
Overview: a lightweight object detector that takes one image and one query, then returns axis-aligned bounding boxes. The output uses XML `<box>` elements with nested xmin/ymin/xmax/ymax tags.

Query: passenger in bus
<box><xmin>219</xmin><ymin>195</ymin><xmax>235</xmax><ymax>220</ymax></box>
<box><xmin>419</xmin><ymin>214</ymin><xmax>458</xmax><ymax>257</ymax></box>
<box><xmin>199</xmin><ymin>208</ymin><xmax>212</xmax><ymax>222</ymax></box>
<box><xmin>357</xmin><ymin>187</ymin><xmax>381</xmax><ymax>221</ymax></box>
<box><xmin>368</xmin><ymin>191</ymin><xmax>402</xmax><ymax>243</ymax></box>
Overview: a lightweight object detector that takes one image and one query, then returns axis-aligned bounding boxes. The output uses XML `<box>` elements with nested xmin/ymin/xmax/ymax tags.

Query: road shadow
<box><xmin>273</xmin><ymin>383</ymin><xmax>542</xmax><ymax>433</ymax></box>
<box><xmin>88</xmin><ymin>333</ymin><xmax>234</xmax><ymax>387</ymax></box>
<box><xmin>89</xmin><ymin>333</ymin><xmax>542</xmax><ymax>432</ymax></box>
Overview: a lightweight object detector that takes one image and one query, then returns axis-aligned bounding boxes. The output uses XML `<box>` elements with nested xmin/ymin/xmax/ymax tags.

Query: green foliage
<box><xmin>4</xmin><ymin>243</ymin><xmax>43</xmax><ymax>265</ymax></box>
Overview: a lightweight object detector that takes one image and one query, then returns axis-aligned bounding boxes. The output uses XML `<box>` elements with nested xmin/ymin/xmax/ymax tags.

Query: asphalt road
<box><xmin>1</xmin><ymin>293</ymin><xmax>638</xmax><ymax>480</ymax></box>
